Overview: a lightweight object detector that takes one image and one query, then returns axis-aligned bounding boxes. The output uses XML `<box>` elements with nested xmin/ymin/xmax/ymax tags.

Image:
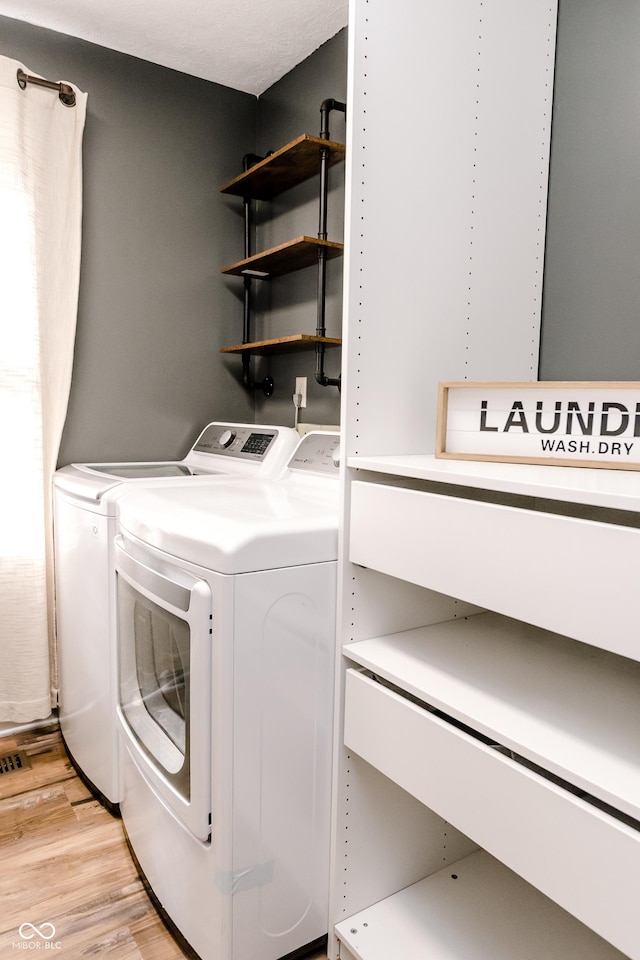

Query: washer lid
<box><xmin>116</xmin><ymin>477</ymin><xmax>339</xmax><ymax>573</ymax></box>
<box><xmin>52</xmin><ymin>423</ymin><xmax>299</xmax><ymax>502</ymax></box>
<box><xmin>52</xmin><ymin>461</ymin><xmax>203</xmax><ymax>501</ymax></box>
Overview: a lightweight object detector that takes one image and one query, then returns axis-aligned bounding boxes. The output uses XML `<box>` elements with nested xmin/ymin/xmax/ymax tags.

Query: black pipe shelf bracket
<box><xmin>241</xmin><ymin>152</ymin><xmax>274</xmax><ymax>397</ymax></box>
<box><xmin>219</xmin><ymin>99</ymin><xmax>347</xmax><ymax>395</ymax></box>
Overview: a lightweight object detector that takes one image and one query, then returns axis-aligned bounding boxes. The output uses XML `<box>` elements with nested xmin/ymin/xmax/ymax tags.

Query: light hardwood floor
<box><xmin>0</xmin><ymin>725</ymin><xmax>328</xmax><ymax>960</ymax></box>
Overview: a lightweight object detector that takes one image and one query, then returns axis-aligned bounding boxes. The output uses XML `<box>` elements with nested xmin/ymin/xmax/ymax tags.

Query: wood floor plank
<box><xmin>0</xmin><ymin>725</ymin><xmax>328</xmax><ymax>960</ymax></box>
<box><xmin>0</xmin><ymin>730</ymin><xmax>75</xmax><ymax>801</ymax></box>
<box><xmin>0</xmin><ymin>783</ymin><xmax>72</xmax><ymax>839</ymax></box>
<box><xmin>0</xmin><ymin>727</ymin><xmax>186</xmax><ymax>958</ymax></box>
<box><xmin>46</xmin><ymin>883</ymin><xmax>181</xmax><ymax>959</ymax></box>
<box><xmin>64</xmin><ymin>777</ymin><xmax>95</xmax><ymax>806</ymax></box>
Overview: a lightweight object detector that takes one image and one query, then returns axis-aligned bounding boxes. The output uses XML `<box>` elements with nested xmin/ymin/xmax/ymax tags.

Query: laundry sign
<box><xmin>436</xmin><ymin>382</ymin><xmax>640</xmax><ymax>470</ymax></box>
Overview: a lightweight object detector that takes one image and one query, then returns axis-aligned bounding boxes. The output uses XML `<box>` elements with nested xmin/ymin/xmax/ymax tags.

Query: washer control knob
<box><xmin>218</xmin><ymin>429</ymin><xmax>236</xmax><ymax>449</ymax></box>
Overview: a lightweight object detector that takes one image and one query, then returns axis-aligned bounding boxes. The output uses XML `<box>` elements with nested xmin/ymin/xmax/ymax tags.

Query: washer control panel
<box><xmin>193</xmin><ymin>424</ymin><xmax>277</xmax><ymax>461</ymax></box>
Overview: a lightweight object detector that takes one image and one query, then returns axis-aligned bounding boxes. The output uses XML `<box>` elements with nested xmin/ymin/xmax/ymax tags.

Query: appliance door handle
<box><xmin>114</xmin><ymin>535</ymin><xmax>193</xmax><ymax>612</ymax></box>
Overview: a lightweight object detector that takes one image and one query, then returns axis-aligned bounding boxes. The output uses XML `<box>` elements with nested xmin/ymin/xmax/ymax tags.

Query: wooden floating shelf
<box><xmin>220</xmin><ymin>134</ymin><xmax>346</xmax><ymax>200</ymax></box>
<box><xmin>220</xmin><ymin>335</ymin><xmax>342</xmax><ymax>356</ymax></box>
<box><xmin>221</xmin><ymin>236</ymin><xmax>344</xmax><ymax>279</ymax></box>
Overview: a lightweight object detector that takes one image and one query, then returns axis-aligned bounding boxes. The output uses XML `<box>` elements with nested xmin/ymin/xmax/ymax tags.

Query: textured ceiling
<box><xmin>0</xmin><ymin>0</ymin><xmax>349</xmax><ymax>96</ymax></box>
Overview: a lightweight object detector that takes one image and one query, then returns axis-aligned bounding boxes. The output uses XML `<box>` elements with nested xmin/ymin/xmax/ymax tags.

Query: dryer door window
<box><xmin>120</xmin><ymin>580</ymin><xmax>191</xmax><ymax>795</ymax></box>
<box><xmin>115</xmin><ymin>534</ymin><xmax>212</xmax><ymax>841</ymax></box>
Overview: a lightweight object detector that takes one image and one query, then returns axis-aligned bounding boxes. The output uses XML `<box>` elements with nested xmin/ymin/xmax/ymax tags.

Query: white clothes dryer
<box><xmin>53</xmin><ymin>423</ymin><xmax>299</xmax><ymax>809</ymax></box>
<box><xmin>113</xmin><ymin>432</ymin><xmax>340</xmax><ymax>960</ymax></box>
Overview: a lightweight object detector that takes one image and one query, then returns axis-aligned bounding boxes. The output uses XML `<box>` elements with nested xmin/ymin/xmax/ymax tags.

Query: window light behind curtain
<box><xmin>0</xmin><ymin>55</ymin><xmax>87</xmax><ymax>723</ymax></box>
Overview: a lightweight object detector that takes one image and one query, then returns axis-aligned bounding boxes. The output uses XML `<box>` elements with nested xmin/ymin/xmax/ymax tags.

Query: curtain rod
<box><xmin>16</xmin><ymin>68</ymin><xmax>76</xmax><ymax>107</ymax></box>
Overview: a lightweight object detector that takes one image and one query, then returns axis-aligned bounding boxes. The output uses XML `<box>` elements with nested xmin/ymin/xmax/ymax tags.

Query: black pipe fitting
<box><xmin>319</xmin><ymin>99</ymin><xmax>347</xmax><ymax>140</ymax></box>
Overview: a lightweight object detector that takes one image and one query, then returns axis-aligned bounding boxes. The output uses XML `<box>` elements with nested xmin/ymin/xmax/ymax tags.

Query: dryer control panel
<box><xmin>288</xmin><ymin>432</ymin><xmax>341</xmax><ymax>475</ymax></box>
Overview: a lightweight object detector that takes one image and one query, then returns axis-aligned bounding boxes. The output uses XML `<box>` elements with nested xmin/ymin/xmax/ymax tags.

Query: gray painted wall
<box><xmin>0</xmin><ymin>15</ymin><xmax>258</xmax><ymax>464</ymax></box>
<box><xmin>541</xmin><ymin>0</ymin><xmax>640</xmax><ymax>380</ymax></box>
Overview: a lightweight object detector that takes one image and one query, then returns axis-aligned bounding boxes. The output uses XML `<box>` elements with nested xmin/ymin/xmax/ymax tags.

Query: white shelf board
<box><xmin>344</xmin><ymin>611</ymin><xmax>640</xmax><ymax>822</ymax></box>
<box><xmin>347</xmin><ymin>453</ymin><xmax>640</xmax><ymax>513</ymax></box>
<box><xmin>335</xmin><ymin>849</ymin><xmax>626</xmax><ymax>960</ymax></box>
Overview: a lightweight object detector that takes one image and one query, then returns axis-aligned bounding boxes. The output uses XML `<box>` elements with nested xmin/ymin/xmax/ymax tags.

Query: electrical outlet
<box><xmin>295</xmin><ymin>377</ymin><xmax>307</xmax><ymax>408</ymax></box>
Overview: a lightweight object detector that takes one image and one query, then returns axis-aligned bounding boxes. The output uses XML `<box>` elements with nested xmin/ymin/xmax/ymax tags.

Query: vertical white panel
<box><xmin>332</xmin><ymin>749</ymin><xmax>477</xmax><ymax>924</ymax></box>
<box><xmin>341</xmin><ymin>0</ymin><xmax>558</xmax><ymax>458</ymax></box>
<box><xmin>232</xmin><ymin>563</ymin><xmax>336</xmax><ymax>960</ymax></box>
<box><xmin>464</xmin><ymin>0</ymin><xmax>556</xmax><ymax>379</ymax></box>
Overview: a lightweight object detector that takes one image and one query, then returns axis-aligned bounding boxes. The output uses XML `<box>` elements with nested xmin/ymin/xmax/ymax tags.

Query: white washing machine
<box><xmin>53</xmin><ymin>423</ymin><xmax>299</xmax><ymax>809</ymax></box>
<box><xmin>113</xmin><ymin>432</ymin><xmax>340</xmax><ymax>960</ymax></box>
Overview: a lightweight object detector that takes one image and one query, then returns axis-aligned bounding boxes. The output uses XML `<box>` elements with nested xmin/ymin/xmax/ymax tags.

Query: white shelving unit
<box><xmin>334</xmin><ymin>462</ymin><xmax>640</xmax><ymax>959</ymax></box>
<box><xmin>331</xmin><ymin>2</ymin><xmax>640</xmax><ymax>960</ymax></box>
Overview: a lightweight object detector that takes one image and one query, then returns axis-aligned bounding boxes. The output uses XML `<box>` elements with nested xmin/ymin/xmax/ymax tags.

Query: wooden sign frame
<box><xmin>436</xmin><ymin>381</ymin><xmax>640</xmax><ymax>471</ymax></box>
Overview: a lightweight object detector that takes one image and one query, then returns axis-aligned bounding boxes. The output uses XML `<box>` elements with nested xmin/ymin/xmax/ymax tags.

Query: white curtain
<box><xmin>0</xmin><ymin>56</ymin><xmax>87</xmax><ymax>722</ymax></box>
